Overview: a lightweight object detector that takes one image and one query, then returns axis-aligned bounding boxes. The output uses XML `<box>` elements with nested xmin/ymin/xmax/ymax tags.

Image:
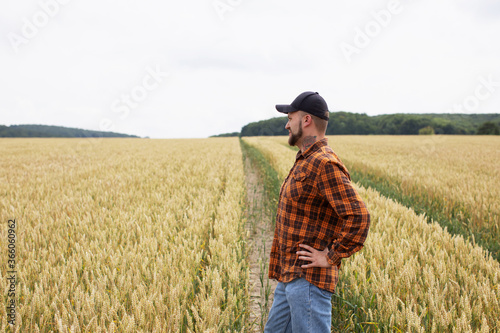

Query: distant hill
<box><xmin>210</xmin><ymin>132</ymin><xmax>240</xmax><ymax>138</ymax></box>
<box><xmin>240</xmin><ymin>112</ymin><xmax>500</xmax><ymax>136</ymax></box>
<box><xmin>0</xmin><ymin>124</ymin><xmax>140</xmax><ymax>138</ymax></box>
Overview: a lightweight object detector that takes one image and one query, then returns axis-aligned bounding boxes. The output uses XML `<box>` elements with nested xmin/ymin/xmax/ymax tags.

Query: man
<box><xmin>264</xmin><ymin>91</ymin><xmax>371</xmax><ymax>332</ymax></box>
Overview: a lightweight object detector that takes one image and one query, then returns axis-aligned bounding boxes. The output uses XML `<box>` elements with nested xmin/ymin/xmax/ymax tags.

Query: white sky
<box><xmin>1</xmin><ymin>0</ymin><xmax>499</xmax><ymax>138</ymax></box>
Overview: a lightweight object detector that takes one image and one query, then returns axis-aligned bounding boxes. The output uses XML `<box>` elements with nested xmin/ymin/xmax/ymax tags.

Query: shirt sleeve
<box><xmin>316</xmin><ymin>160</ymin><xmax>371</xmax><ymax>266</ymax></box>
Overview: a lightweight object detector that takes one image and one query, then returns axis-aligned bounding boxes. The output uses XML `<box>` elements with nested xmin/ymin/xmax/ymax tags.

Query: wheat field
<box><xmin>0</xmin><ymin>138</ymin><xmax>249</xmax><ymax>332</ymax></box>
<box><xmin>1</xmin><ymin>136</ymin><xmax>499</xmax><ymax>332</ymax></box>
<box><xmin>328</xmin><ymin>135</ymin><xmax>500</xmax><ymax>230</ymax></box>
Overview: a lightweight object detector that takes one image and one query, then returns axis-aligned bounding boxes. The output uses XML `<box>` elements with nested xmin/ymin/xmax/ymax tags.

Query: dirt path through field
<box><xmin>244</xmin><ymin>154</ymin><xmax>278</xmax><ymax>332</ymax></box>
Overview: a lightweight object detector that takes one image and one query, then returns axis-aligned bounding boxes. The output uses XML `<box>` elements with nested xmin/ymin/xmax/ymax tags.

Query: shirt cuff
<box><xmin>327</xmin><ymin>249</ymin><xmax>341</xmax><ymax>267</ymax></box>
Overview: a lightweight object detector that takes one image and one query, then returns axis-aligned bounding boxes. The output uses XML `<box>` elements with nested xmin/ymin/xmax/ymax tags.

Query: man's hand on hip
<box><xmin>297</xmin><ymin>244</ymin><xmax>332</xmax><ymax>268</ymax></box>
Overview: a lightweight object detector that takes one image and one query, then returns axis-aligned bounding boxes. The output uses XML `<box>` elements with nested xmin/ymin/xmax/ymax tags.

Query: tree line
<box><xmin>229</xmin><ymin>112</ymin><xmax>500</xmax><ymax>137</ymax></box>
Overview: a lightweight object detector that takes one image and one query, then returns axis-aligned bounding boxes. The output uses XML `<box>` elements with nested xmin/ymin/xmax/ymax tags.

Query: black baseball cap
<box><xmin>276</xmin><ymin>91</ymin><xmax>329</xmax><ymax>120</ymax></box>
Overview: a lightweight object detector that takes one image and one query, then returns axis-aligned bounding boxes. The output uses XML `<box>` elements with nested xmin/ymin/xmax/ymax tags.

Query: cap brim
<box><xmin>276</xmin><ymin>104</ymin><xmax>299</xmax><ymax>114</ymax></box>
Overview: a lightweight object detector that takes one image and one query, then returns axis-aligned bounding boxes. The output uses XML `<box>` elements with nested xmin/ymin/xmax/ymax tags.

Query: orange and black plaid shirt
<box><xmin>269</xmin><ymin>138</ymin><xmax>370</xmax><ymax>293</ymax></box>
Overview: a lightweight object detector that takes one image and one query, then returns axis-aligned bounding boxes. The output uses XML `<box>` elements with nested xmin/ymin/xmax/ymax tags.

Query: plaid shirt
<box><xmin>269</xmin><ymin>138</ymin><xmax>370</xmax><ymax>292</ymax></box>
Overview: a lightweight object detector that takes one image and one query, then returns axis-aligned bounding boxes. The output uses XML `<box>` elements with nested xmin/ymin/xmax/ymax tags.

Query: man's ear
<box><xmin>302</xmin><ymin>114</ymin><xmax>312</xmax><ymax>127</ymax></box>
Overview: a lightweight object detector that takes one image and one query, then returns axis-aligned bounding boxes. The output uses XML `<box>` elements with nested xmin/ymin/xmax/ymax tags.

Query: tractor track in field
<box><xmin>244</xmin><ymin>152</ymin><xmax>278</xmax><ymax>332</ymax></box>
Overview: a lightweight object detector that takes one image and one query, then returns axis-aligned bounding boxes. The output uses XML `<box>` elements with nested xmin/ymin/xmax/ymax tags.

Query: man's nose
<box><xmin>285</xmin><ymin>121</ymin><xmax>290</xmax><ymax>130</ymax></box>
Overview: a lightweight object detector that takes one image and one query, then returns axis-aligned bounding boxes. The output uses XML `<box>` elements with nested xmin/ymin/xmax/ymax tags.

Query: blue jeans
<box><xmin>264</xmin><ymin>278</ymin><xmax>333</xmax><ymax>333</ymax></box>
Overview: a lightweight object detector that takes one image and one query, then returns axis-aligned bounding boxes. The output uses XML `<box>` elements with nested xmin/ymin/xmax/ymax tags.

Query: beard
<box><xmin>288</xmin><ymin>122</ymin><xmax>303</xmax><ymax>146</ymax></box>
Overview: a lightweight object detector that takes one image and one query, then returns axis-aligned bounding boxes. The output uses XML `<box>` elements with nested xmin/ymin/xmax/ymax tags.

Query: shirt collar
<box><xmin>295</xmin><ymin>137</ymin><xmax>328</xmax><ymax>161</ymax></box>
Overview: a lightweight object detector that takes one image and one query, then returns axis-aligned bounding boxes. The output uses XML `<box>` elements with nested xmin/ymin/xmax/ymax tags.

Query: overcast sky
<box><xmin>1</xmin><ymin>0</ymin><xmax>500</xmax><ymax>138</ymax></box>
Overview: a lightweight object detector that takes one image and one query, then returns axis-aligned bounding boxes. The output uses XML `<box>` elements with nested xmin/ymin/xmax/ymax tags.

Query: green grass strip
<box><xmin>239</xmin><ymin>138</ymin><xmax>281</xmax><ymax>226</ymax></box>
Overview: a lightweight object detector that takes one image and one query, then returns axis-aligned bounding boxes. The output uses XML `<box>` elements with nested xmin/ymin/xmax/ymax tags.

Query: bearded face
<box><xmin>288</xmin><ymin>119</ymin><xmax>303</xmax><ymax>146</ymax></box>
